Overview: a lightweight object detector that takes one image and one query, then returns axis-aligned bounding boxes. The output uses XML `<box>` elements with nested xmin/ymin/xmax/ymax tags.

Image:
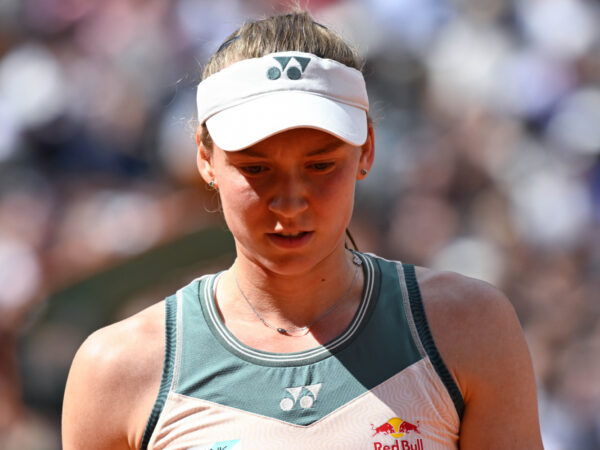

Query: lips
<box><xmin>267</xmin><ymin>231</ymin><xmax>314</xmax><ymax>248</ymax></box>
<box><xmin>275</xmin><ymin>231</ymin><xmax>308</xmax><ymax>237</ymax></box>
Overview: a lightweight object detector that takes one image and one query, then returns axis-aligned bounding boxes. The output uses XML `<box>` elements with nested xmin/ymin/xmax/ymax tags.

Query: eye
<box><xmin>308</xmin><ymin>162</ymin><xmax>335</xmax><ymax>171</ymax></box>
<box><xmin>240</xmin><ymin>165</ymin><xmax>268</xmax><ymax>175</ymax></box>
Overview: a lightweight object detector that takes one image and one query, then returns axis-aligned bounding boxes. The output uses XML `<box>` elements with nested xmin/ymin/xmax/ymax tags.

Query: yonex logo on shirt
<box><xmin>189</xmin><ymin>438</ymin><xmax>241</xmax><ymax>450</ymax></box>
<box><xmin>267</xmin><ymin>56</ymin><xmax>311</xmax><ymax>80</ymax></box>
<box><xmin>280</xmin><ymin>383</ymin><xmax>322</xmax><ymax>411</ymax></box>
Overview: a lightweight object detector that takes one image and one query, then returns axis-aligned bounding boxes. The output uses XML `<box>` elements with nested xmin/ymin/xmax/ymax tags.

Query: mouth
<box><xmin>267</xmin><ymin>231</ymin><xmax>314</xmax><ymax>248</ymax></box>
<box><xmin>274</xmin><ymin>231</ymin><xmax>309</xmax><ymax>237</ymax></box>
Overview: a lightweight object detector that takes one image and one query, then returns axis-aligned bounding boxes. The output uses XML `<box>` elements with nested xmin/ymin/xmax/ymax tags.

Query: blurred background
<box><xmin>0</xmin><ymin>0</ymin><xmax>599</xmax><ymax>448</ymax></box>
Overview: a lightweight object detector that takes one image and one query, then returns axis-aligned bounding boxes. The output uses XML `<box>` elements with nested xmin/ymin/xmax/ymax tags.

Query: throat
<box><xmin>213</xmin><ymin>252</ymin><xmax>364</xmax><ymax>351</ymax></box>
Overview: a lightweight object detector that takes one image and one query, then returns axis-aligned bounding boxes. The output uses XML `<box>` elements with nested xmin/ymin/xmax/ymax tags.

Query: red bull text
<box><xmin>373</xmin><ymin>440</ymin><xmax>424</xmax><ymax>450</ymax></box>
<box><xmin>371</xmin><ymin>418</ymin><xmax>423</xmax><ymax>449</ymax></box>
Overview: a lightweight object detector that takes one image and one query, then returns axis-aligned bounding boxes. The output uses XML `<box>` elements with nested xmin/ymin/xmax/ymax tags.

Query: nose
<box><xmin>268</xmin><ymin>172</ymin><xmax>309</xmax><ymax>218</ymax></box>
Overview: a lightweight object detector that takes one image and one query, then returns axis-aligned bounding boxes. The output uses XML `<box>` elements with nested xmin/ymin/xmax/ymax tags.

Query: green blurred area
<box><xmin>17</xmin><ymin>226</ymin><xmax>235</xmax><ymax>425</ymax></box>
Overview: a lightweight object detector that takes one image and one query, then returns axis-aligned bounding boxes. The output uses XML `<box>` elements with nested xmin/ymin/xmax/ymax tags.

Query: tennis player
<box><xmin>62</xmin><ymin>11</ymin><xmax>543</xmax><ymax>450</ymax></box>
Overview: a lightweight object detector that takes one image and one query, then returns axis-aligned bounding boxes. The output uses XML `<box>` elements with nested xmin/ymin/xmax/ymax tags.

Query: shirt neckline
<box><xmin>198</xmin><ymin>251</ymin><xmax>378</xmax><ymax>367</ymax></box>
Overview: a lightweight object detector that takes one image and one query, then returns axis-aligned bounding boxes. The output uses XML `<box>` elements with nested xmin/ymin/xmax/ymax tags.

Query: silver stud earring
<box><xmin>209</xmin><ymin>181</ymin><xmax>215</xmax><ymax>188</ymax></box>
<box><xmin>360</xmin><ymin>169</ymin><xmax>367</xmax><ymax>175</ymax></box>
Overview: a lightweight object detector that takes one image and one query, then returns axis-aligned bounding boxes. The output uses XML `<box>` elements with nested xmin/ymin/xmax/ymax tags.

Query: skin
<box><xmin>62</xmin><ymin>126</ymin><xmax>543</xmax><ymax>449</ymax></box>
<box><xmin>196</xmin><ymin>127</ymin><xmax>375</xmax><ymax>351</ymax></box>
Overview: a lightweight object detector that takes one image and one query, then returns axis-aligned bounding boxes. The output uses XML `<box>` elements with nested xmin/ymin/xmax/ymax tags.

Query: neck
<box><xmin>218</xmin><ymin>245</ymin><xmax>362</xmax><ymax>331</ymax></box>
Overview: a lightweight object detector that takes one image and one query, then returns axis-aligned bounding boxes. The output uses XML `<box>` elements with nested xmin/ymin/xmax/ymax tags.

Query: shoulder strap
<box><xmin>140</xmin><ymin>294</ymin><xmax>178</xmax><ymax>449</ymax></box>
<box><xmin>402</xmin><ymin>263</ymin><xmax>465</xmax><ymax>420</ymax></box>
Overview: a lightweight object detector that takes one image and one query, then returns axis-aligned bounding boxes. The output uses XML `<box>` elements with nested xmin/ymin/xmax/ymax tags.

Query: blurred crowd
<box><xmin>0</xmin><ymin>0</ymin><xmax>599</xmax><ymax>448</ymax></box>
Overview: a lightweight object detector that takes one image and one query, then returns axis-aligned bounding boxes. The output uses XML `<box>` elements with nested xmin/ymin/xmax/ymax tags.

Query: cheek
<box><xmin>218</xmin><ymin>181</ymin><xmax>261</xmax><ymax>226</ymax></box>
<box><xmin>320</xmin><ymin>166</ymin><xmax>357</xmax><ymax>200</ymax></box>
<box><xmin>313</xmin><ymin>169</ymin><xmax>357</xmax><ymax>220</ymax></box>
<box><xmin>213</xmin><ymin>158</ymin><xmax>258</xmax><ymax>218</ymax></box>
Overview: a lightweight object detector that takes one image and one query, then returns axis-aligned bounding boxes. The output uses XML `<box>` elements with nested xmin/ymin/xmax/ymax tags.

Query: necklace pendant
<box><xmin>277</xmin><ymin>328</ymin><xmax>288</xmax><ymax>334</ymax></box>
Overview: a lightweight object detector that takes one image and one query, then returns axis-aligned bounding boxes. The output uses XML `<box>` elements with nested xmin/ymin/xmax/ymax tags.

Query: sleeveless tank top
<box><xmin>142</xmin><ymin>252</ymin><xmax>463</xmax><ymax>450</ymax></box>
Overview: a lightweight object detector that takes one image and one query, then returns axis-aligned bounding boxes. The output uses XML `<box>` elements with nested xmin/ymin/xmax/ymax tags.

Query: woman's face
<box><xmin>197</xmin><ymin>127</ymin><xmax>373</xmax><ymax>275</ymax></box>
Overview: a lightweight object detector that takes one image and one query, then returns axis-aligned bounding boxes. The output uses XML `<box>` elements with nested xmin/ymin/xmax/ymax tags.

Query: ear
<box><xmin>196</xmin><ymin>125</ymin><xmax>216</xmax><ymax>186</ymax></box>
<box><xmin>357</xmin><ymin>123</ymin><xmax>375</xmax><ymax>180</ymax></box>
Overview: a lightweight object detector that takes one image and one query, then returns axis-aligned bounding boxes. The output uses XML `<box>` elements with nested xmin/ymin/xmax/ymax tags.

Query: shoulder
<box><xmin>414</xmin><ymin>266</ymin><xmax>516</xmax><ymax>330</ymax></box>
<box><xmin>414</xmin><ymin>267</ymin><xmax>520</xmax><ymax>396</ymax></box>
<box><xmin>62</xmin><ymin>301</ymin><xmax>166</xmax><ymax>450</ymax></box>
<box><xmin>414</xmin><ymin>266</ymin><xmax>543</xmax><ymax>448</ymax></box>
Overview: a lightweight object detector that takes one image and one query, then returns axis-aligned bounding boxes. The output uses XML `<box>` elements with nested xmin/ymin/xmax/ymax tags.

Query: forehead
<box><xmin>223</xmin><ymin>128</ymin><xmax>348</xmax><ymax>158</ymax></box>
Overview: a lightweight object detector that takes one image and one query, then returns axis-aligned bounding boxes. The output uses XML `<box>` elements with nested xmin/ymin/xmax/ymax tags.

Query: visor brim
<box><xmin>206</xmin><ymin>91</ymin><xmax>368</xmax><ymax>151</ymax></box>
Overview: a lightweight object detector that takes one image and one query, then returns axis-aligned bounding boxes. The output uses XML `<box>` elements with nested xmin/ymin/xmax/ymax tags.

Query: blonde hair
<box><xmin>199</xmin><ymin>10</ymin><xmax>365</xmax><ymax>151</ymax></box>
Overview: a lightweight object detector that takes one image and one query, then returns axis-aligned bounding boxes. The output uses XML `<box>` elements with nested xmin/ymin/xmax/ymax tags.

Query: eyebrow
<box><xmin>307</xmin><ymin>140</ymin><xmax>347</xmax><ymax>156</ymax></box>
<box><xmin>239</xmin><ymin>140</ymin><xmax>346</xmax><ymax>158</ymax></box>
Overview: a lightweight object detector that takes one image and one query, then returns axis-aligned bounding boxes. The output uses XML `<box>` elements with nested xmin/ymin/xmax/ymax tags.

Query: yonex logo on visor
<box><xmin>267</xmin><ymin>56</ymin><xmax>311</xmax><ymax>80</ymax></box>
<box><xmin>197</xmin><ymin>51</ymin><xmax>369</xmax><ymax>151</ymax></box>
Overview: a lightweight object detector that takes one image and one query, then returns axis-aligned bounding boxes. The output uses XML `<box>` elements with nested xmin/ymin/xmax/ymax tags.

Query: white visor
<box><xmin>197</xmin><ymin>51</ymin><xmax>369</xmax><ymax>151</ymax></box>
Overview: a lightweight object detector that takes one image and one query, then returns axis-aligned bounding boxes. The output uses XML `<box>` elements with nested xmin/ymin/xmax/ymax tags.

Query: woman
<box><xmin>62</xmin><ymin>11</ymin><xmax>543</xmax><ymax>450</ymax></box>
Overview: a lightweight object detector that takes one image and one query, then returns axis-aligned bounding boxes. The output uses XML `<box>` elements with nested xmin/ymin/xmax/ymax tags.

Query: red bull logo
<box><xmin>371</xmin><ymin>421</ymin><xmax>395</xmax><ymax>437</ymax></box>
<box><xmin>371</xmin><ymin>417</ymin><xmax>423</xmax><ymax>450</ymax></box>
<box><xmin>371</xmin><ymin>417</ymin><xmax>421</xmax><ymax>438</ymax></box>
<box><xmin>372</xmin><ymin>441</ymin><xmax>423</xmax><ymax>450</ymax></box>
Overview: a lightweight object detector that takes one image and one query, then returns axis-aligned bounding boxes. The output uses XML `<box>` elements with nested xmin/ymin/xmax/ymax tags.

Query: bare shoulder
<box><xmin>414</xmin><ymin>267</ymin><xmax>543</xmax><ymax>449</ymax></box>
<box><xmin>414</xmin><ymin>267</ymin><xmax>519</xmax><ymax>385</ymax></box>
<box><xmin>62</xmin><ymin>301</ymin><xmax>166</xmax><ymax>450</ymax></box>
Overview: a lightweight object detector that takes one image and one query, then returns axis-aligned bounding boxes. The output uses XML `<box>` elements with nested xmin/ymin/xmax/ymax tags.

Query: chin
<box><xmin>234</xmin><ymin>230</ymin><xmax>347</xmax><ymax>274</ymax></box>
<box><xmin>257</xmin><ymin>253</ymin><xmax>318</xmax><ymax>276</ymax></box>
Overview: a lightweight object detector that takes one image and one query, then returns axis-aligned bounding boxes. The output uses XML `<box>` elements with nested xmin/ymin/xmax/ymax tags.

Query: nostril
<box><xmin>268</xmin><ymin>192</ymin><xmax>308</xmax><ymax>217</ymax></box>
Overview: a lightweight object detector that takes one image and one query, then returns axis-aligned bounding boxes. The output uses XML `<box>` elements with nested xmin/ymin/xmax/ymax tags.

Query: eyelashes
<box><xmin>239</xmin><ymin>162</ymin><xmax>335</xmax><ymax>176</ymax></box>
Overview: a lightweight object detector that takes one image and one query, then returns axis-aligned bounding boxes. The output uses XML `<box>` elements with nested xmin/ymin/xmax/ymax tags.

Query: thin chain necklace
<box><xmin>234</xmin><ymin>253</ymin><xmax>363</xmax><ymax>337</ymax></box>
